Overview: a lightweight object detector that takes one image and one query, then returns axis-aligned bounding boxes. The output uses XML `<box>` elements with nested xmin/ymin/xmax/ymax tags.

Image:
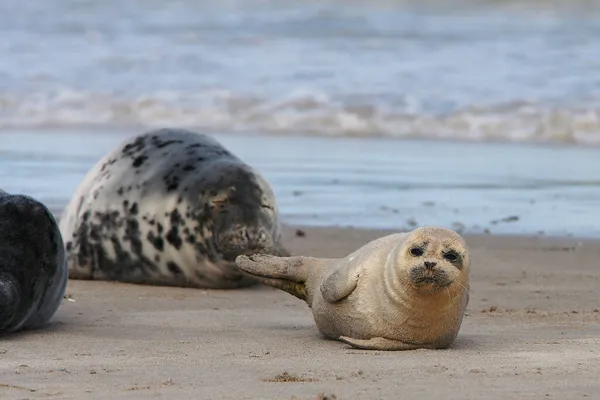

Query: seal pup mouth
<box><xmin>409</xmin><ymin>263</ymin><xmax>453</xmax><ymax>289</ymax></box>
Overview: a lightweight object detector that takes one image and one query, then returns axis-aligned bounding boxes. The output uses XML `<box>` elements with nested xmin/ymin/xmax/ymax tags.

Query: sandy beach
<box><xmin>1</xmin><ymin>225</ymin><xmax>598</xmax><ymax>400</ymax></box>
<box><xmin>2</xmin><ymin>2</ymin><xmax>600</xmax><ymax>398</ymax></box>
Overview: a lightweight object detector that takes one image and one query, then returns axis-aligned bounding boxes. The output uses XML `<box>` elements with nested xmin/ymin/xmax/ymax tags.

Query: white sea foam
<box><xmin>1</xmin><ymin>90</ymin><xmax>600</xmax><ymax>145</ymax></box>
<box><xmin>3</xmin><ymin>0</ymin><xmax>600</xmax><ymax>146</ymax></box>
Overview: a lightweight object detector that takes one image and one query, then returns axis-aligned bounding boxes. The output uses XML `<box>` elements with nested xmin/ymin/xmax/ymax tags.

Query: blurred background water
<box><xmin>1</xmin><ymin>0</ymin><xmax>600</xmax><ymax>237</ymax></box>
<box><xmin>2</xmin><ymin>130</ymin><xmax>599</xmax><ymax>238</ymax></box>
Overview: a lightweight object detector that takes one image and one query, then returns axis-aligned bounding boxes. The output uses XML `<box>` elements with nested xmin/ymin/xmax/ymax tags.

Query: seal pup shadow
<box><xmin>0</xmin><ymin>189</ymin><xmax>68</xmax><ymax>335</ymax></box>
<box><xmin>236</xmin><ymin>226</ymin><xmax>471</xmax><ymax>351</ymax></box>
<box><xmin>59</xmin><ymin>128</ymin><xmax>289</xmax><ymax>289</ymax></box>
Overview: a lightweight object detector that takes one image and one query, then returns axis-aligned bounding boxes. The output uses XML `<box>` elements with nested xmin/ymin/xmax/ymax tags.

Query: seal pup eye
<box><xmin>443</xmin><ymin>251</ymin><xmax>459</xmax><ymax>263</ymax></box>
<box><xmin>410</xmin><ymin>247</ymin><xmax>423</xmax><ymax>257</ymax></box>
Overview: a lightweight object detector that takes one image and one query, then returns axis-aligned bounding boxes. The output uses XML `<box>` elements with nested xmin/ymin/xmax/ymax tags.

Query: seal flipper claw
<box><xmin>339</xmin><ymin>336</ymin><xmax>425</xmax><ymax>351</ymax></box>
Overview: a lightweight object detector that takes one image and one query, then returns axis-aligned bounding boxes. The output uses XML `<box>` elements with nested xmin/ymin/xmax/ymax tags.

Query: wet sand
<box><xmin>1</xmin><ymin>226</ymin><xmax>599</xmax><ymax>399</ymax></box>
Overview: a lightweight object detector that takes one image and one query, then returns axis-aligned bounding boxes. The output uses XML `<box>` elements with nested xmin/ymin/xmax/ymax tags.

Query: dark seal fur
<box><xmin>59</xmin><ymin>128</ymin><xmax>289</xmax><ymax>289</ymax></box>
<box><xmin>0</xmin><ymin>189</ymin><xmax>68</xmax><ymax>335</ymax></box>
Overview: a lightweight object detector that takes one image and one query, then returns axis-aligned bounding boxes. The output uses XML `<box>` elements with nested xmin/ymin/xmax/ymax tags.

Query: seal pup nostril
<box><xmin>424</xmin><ymin>261</ymin><xmax>437</xmax><ymax>269</ymax></box>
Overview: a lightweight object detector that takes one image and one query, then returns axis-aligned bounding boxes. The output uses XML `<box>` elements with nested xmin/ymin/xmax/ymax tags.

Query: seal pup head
<box><xmin>202</xmin><ymin>163</ymin><xmax>283</xmax><ymax>261</ymax></box>
<box><xmin>393</xmin><ymin>226</ymin><xmax>469</xmax><ymax>294</ymax></box>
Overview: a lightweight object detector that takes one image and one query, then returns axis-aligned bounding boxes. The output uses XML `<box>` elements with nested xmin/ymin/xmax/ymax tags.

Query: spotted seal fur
<box><xmin>0</xmin><ymin>189</ymin><xmax>68</xmax><ymax>335</ymax></box>
<box><xmin>59</xmin><ymin>128</ymin><xmax>288</xmax><ymax>289</ymax></box>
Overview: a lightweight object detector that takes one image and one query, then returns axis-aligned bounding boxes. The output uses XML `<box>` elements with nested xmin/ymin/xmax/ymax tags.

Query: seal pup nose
<box><xmin>424</xmin><ymin>261</ymin><xmax>437</xmax><ymax>269</ymax></box>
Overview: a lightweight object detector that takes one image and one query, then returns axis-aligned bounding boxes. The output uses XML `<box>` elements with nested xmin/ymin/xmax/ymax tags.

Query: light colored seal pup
<box><xmin>59</xmin><ymin>128</ymin><xmax>288</xmax><ymax>289</ymax></box>
<box><xmin>236</xmin><ymin>226</ymin><xmax>470</xmax><ymax>350</ymax></box>
<box><xmin>0</xmin><ymin>189</ymin><xmax>68</xmax><ymax>335</ymax></box>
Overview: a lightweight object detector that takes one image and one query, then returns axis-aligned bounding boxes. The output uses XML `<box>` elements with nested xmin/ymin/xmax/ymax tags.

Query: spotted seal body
<box><xmin>59</xmin><ymin>128</ymin><xmax>288</xmax><ymax>289</ymax></box>
<box><xmin>0</xmin><ymin>190</ymin><xmax>68</xmax><ymax>335</ymax></box>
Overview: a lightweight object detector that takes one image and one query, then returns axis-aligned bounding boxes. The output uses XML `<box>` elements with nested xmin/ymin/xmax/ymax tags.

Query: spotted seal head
<box><xmin>198</xmin><ymin>160</ymin><xmax>282</xmax><ymax>262</ymax></box>
<box><xmin>0</xmin><ymin>189</ymin><xmax>68</xmax><ymax>335</ymax></box>
<box><xmin>235</xmin><ymin>226</ymin><xmax>470</xmax><ymax>351</ymax></box>
<box><xmin>59</xmin><ymin>128</ymin><xmax>288</xmax><ymax>289</ymax></box>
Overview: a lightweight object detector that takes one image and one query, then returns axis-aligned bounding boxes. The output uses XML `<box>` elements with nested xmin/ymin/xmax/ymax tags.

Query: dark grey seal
<box><xmin>0</xmin><ymin>189</ymin><xmax>68</xmax><ymax>335</ymax></box>
<box><xmin>59</xmin><ymin>128</ymin><xmax>289</xmax><ymax>289</ymax></box>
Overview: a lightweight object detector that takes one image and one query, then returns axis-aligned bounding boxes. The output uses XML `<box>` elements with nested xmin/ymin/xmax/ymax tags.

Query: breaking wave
<box><xmin>1</xmin><ymin>89</ymin><xmax>600</xmax><ymax>145</ymax></box>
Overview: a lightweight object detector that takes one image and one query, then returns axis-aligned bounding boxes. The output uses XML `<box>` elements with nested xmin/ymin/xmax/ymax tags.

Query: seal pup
<box><xmin>236</xmin><ymin>226</ymin><xmax>470</xmax><ymax>350</ymax></box>
<box><xmin>0</xmin><ymin>189</ymin><xmax>68</xmax><ymax>335</ymax></box>
<box><xmin>59</xmin><ymin>128</ymin><xmax>288</xmax><ymax>289</ymax></box>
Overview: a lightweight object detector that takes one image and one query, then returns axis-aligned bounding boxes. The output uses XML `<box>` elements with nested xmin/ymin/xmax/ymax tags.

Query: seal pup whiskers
<box><xmin>236</xmin><ymin>226</ymin><xmax>470</xmax><ymax>350</ymax></box>
<box><xmin>60</xmin><ymin>128</ymin><xmax>288</xmax><ymax>289</ymax></box>
<box><xmin>0</xmin><ymin>190</ymin><xmax>68</xmax><ymax>335</ymax></box>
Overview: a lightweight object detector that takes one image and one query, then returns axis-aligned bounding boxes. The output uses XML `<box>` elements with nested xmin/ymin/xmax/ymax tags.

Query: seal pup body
<box><xmin>236</xmin><ymin>227</ymin><xmax>470</xmax><ymax>350</ymax></box>
<box><xmin>0</xmin><ymin>190</ymin><xmax>68</xmax><ymax>335</ymax></box>
<box><xmin>60</xmin><ymin>128</ymin><xmax>287</xmax><ymax>289</ymax></box>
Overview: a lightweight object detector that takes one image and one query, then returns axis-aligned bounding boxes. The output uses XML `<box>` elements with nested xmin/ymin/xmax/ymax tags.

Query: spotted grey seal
<box><xmin>0</xmin><ymin>189</ymin><xmax>68</xmax><ymax>335</ymax></box>
<box><xmin>236</xmin><ymin>226</ymin><xmax>470</xmax><ymax>350</ymax></box>
<box><xmin>59</xmin><ymin>128</ymin><xmax>288</xmax><ymax>289</ymax></box>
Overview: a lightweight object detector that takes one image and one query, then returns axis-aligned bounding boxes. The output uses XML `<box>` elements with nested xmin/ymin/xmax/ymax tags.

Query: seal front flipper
<box><xmin>320</xmin><ymin>256</ymin><xmax>362</xmax><ymax>303</ymax></box>
<box><xmin>235</xmin><ymin>254</ymin><xmax>325</xmax><ymax>301</ymax></box>
<box><xmin>339</xmin><ymin>336</ymin><xmax>426</xmax><ymax>351</ymax></box>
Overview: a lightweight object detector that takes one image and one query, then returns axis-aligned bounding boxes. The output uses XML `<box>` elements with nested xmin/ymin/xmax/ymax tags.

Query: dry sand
<box><xmin>1</xmin><ymin>226</ymin><xmax>599</xmax><ymax>400</ymax></box>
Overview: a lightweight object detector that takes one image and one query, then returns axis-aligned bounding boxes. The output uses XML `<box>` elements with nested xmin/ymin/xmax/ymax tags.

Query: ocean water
<box><xmin>1</xmin><ymin>0</ymin><xmax>600</xmax><ymax>237</ymax></box>
<box><xmin>2</xmin><ymin>0</ymin><xmax>600</xmax><ymax>144</ymax></box>
<box><xmin>1</xmin><ymin>130</ymin><xmax>599</xmax><ymax>238</ymax></box>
